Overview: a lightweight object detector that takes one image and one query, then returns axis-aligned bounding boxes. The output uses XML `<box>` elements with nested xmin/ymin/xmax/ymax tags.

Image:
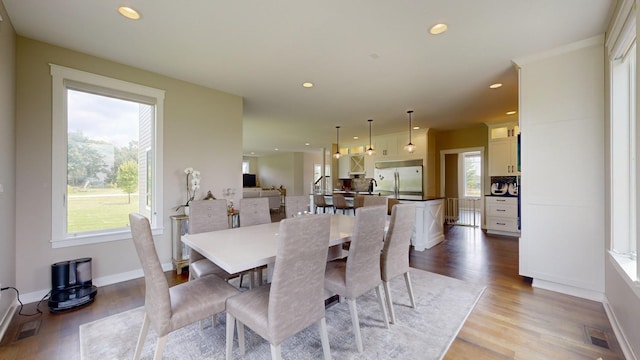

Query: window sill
<box><xmin>608</xmin><ymin>251</ymin><xmax>640</xmax><ymax>298</ymax></box>
<box><xmin>51</xmin><ymin>227</ymin><xmax>164</xmax><ymax>248</ymax></box>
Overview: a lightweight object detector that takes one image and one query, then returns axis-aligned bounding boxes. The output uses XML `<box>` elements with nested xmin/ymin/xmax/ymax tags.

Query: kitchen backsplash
<box><xmin>490</xmin><ymin>176</ymin><xmax>519</xmax><ymax>197</ymax></box>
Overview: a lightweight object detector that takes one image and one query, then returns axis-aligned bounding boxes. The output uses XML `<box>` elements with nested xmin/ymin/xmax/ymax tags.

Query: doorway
<box><xmin>440</xmin><ymin>147</ymin><xmax>484</xmax><ymax>227</ymax></box>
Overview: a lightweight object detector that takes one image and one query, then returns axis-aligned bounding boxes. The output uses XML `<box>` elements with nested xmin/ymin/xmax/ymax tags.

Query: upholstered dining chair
<box><xmin>362</xmin><ymin>195</ymin><xmax>388</xmax><ymax>208</ymax></box>
<box><xmin>225</xmin><ymin>214</ymin><xmax>333</xmax><ymax>360</ymax></box>
<box><xmin>332</xmin><ymin>194</ymin><xmax>355</xmax><ymax>215</ymax></box>
<box><xmin>284</xmin><ymin>195</ymin><xmax>310</xmax><ymax>218</ymax></box>
<box><xmin>380</xmin><ymin>203</ymin><xmax>417</xmax><ymax>324</ymax></box>
<box><xmin>188</xmin><ymin>200</ymin><xmax>235</xmax><ymax>280</ymax></box>
<box><xmin>238</xmin><ymin>197</ymin><xmax>272</xmax><ymax>287</ymax></box>
<box><xmin>239</xmin><ymin>197</ymin><xmax>271</xmax><ymax>227</ymax></box>
<box><xmin>313</xmin><ymin>194</ymin><xmax>332</xmax><ymax>214</ymax></box>
<box><xmin>324</xmin><ymin>205</ymin><xmax>389</xmax><ymax>353</ymax></box>
<box><xmin>129</xmin><ymin>213</ymin><xmax>240</xmax><ymax>360</ymax></box>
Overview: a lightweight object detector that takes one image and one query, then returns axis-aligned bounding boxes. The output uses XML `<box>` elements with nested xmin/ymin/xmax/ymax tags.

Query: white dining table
<box><xmin>181</xmin><ymin>214</ymin><xmax>356</xmax><ymax>275</ymax></box>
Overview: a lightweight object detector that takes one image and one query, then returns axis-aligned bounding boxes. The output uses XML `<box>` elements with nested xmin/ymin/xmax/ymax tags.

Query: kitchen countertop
<box><xmin>311</xmin><ymin>192</ymin><xmax>444</xmax><ymax>202</ymax></box>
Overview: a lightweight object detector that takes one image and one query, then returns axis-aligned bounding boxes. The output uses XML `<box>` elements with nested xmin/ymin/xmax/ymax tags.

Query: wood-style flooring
<box><xmin>0</xmin><ymin>223</ymin><xmax>626</xmax><ymax>359</ymax></box>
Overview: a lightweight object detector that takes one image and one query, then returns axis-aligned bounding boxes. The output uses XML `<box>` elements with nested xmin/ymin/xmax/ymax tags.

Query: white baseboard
<box><xmin>531</xmin><ymin>278</ymin><xmax>604</xmax><ymax>302</ymax></box>
<box><xmin>20</xmin><ymin>262</ymin><xmax>174</xmax><ymax>304</ymax></box>
<box><xmin>603</xmin><ymin>296</ymin><xmax>638</xmax><ymax>360</ymax></box>
<box><xmin>0</xmin><ymin>293</ymin><xmax>18</xmax><ymax>344</ymax></box>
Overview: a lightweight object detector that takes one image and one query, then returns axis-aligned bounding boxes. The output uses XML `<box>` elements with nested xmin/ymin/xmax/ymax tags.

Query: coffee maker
<box><xmin>48</xmin><ymin>257</ymin><xmax>98</xmax><ymax>313</ymax></box>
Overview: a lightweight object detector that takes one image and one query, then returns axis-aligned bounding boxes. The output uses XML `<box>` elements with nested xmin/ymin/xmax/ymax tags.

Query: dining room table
<box><xmin>181</xmin><ymin>214</ymin><xmax>356</xmax><ymax>284</ymax></box>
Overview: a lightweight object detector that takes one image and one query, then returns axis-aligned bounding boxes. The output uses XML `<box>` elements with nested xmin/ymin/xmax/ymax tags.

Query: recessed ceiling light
<box><xmin>413</xmin><ymin>126</ymin><xmax>420</xmax><ymax>130</ymax></box>
<box><xmin>489</xmin><ymin>83</ymin><xmax>503</xmax><ymax>89</ymax></box>
<box><xmin>429</xmin><ymin>23</ymin><xmax>448</xmax><ymax>35</ymax></box>
<box><xmin>305</xmin><ymin>142</ymin><xmax>311</xmax><ymax>146</ymax></box>
<box><xmin>274</xmin><ymin>148</ymin><xmax>279</xmax><ymax>151</ymax></box>
<box><xmin>506</xmin><ymin>111</ymin><xmax>517</xmax><ymax>115</ymax></box>
<box><xmin>302</xmin><ymin>82</ymin><xmax>314</xmax><ymax>88</ymax></box>
<box><xmin>250</xmin><ymin>152</ymin><xmax>255</xmax><ymax>155</ymax></box>
<box><xmin>353</xmin><ymin>136</ymin><xmax>359</xmax><ymax>140</ymax></box>
<box><xmin>118</xmin><ymin>6</ymin><xmax>141</xmax><ymax>20</ymax></box>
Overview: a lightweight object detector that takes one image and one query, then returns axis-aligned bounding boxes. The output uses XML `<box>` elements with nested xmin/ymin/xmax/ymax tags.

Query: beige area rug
<box><xmin>79</xmin><ymin>268</ymin><xmax>485</xmax><ymax>360</ymax></box>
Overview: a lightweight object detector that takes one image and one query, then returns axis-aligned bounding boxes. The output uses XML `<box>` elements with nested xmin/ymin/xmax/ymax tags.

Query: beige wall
<box><xmin>256</xmin><ymin>153</ymin><xmax>302</xmax><ymax>194</ymax></box>
<box><xmin>14</xmin><ymin>37</ymin><xmax>243</xmax><ymax>295</ymax></box>
<box><xmin>0</xmin><ymin>2</ymin><xmax>17</xmax><ymax>325</ymax></box>
<box><xmin>434</xmin><ymin>125</ymin><xmax>488</xmax><ymax>195</ymax></box>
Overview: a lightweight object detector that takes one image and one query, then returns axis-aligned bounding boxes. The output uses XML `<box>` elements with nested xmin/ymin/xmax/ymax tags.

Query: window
<box><xmin>609</xmin><ymin>1</ymin><xmax>639</xmax><ymax>282</ymax></box>
<box><xmin>51</xmin><ymin>64</ymin><xmax>164</xmax><ymax>248</ymax></box>
<box><xmin>461</xmin><ymin>152</ymin><xmax>481</xmax><ymax>198</ymax></box>
<box><xmin>242</xmin><ymin>160</ymin><xmax>250</xmax><ymax>174</ymax></box>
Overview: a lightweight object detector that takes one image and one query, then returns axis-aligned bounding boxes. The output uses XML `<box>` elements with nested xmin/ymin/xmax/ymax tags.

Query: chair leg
<box><xmin>153</xmin><ymin>335</ymin><xmax>168</xmax><ymax>360</ymax></box>
<box><xmin>270</xmin><ymin>343</ymin><xmax>282</xmax><ymax>360</ymax></box>
<box><xmin>404</xmin><ymin>271</ymin><xmax>417</xmax><ymax>309</ymax></box>
<box><xmin>133</xmin><ymin>311</ymin><xmax>150</xmax><ymax>360</ymax></box>
<box><xmin>225</xmin><ymin>313</ymin><xmax>235</xmax><ymax>360</ymax></box>
<box><xmin>383</xmin><ymin>280</ymin><xmax>396</xmax><ymax>324</ymax></box>
<box><xmin>347</xmin><ymin>298</ymin><xmax>364</xmax><ymax>353</ymax></box>
<box><xmin>319</xmin><ymin>317</ymin><xmax>331</xmax><ymax>360</ymax></box>
<box><xmin>237</xmin><ymin>319</ymin><xmax>246</xmax><ymax>355</ymax></box>
<box><xmin>375</xmin><ymin>284</ymin><xmax>390</xmax><ymax>329</ymax></box>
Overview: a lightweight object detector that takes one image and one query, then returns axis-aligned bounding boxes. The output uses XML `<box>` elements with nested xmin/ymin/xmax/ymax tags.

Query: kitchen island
<box><xmin>310</xmin><ymin>193</ymin><xmax>444</xmax><ymax>251</ymax></box>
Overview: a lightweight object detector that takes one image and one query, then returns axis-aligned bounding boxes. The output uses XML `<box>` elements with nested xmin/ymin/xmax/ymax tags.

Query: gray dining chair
<box><xmin>324</xmin><ymin>205</ymin><xmax>389</xmax><ymax>353</ymax></box>
<box><xmin>313</xmin><ymin>194</ymin><xmax>332</xmax><ymax>213</ymax></box>
<box><xmin>381</xmin><ymin>203</ymin><xmax>417</xmax><ymax>324</ymax></box>
<box><xmin>129</xmin><ymin>213</ymin><xmax>240</xmax><ymax>360</ymax></box>
<box><xmin>362</xmin><ymin>195</ymin><xmax>388</xmax><ymax>208</ymax></box>
<box><xmin>188</xmin><ymin>199</ymin><xmax>236</xmax><ymax>280</ymax></box>
<box><xmin>225</xmin><ymin>214</ymin><xmax>333</xmax><ymax>360</ymax></box>
<box><xmin>239</xmin><ymin>197</ymin><xmax>271</xmax><ymax>226</ymax></box>
<box><xmin>285</xmin><ymin>195</ymin><xmax>310</xmax><ymax>218</ymax></box>
<box><xmin>238</xmin><ymin>197</ymin><xmax>272</xmax><ymax>287</ymax></box>
<box><xmin>332</xmin><ymin>194</ymin><xmax>355</xmax><ymax>215</ymax></box>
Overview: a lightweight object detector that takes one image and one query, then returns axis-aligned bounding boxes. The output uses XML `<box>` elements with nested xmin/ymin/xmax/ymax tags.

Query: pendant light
<box><xmin>333</xmin><ymin>126</ymin><xmax>341</xmax><ymax>159</ymax></box>
<box><xmin>366</xmin><ymin>119</ymin><xmax>375</xmax><ymax>156</ymax></box>
<box><xmin>404</xmin><ymin>110</ymin><xmax>416</xmax><ymax>153</ymax></box>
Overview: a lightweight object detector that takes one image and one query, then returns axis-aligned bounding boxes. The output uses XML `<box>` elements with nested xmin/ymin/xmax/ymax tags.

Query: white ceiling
<box><xmin>2</xmin><ymin>0</ymin><xmax>616</xmax><ymax>156</ymax></box>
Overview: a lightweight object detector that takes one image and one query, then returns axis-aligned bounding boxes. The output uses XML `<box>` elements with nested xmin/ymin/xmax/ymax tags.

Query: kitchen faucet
<box><xmin>368</xmin><ymin>178</ymin><xmax>377</xmax><ymax>194</ymax></box>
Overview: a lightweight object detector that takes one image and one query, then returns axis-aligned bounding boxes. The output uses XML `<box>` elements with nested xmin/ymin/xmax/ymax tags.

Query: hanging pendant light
<box><xmin>404</xmin><ymin>110</ymin><xmax>416</xmax><ymax>153</ymax></box>
<box><xmin>366</xmin><ymin>119</ymin><xmax>375</xmax><ymax>156</ymax></box>
<box><xmin>333</xmin><ymin>126</ymin><xmax>341</xmax><ymax>159</ymax></box>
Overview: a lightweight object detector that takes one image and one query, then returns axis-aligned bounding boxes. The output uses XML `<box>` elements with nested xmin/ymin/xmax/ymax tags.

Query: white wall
<box><xmin>0</xmin><ymin>2</ymin><xmax>17</xmax><ymax>337</ymax></box>
<box><xmin>516</xmin><ymin>36</ymin><xmax>605</xmax><ymax>300</ymax></box>
<box><xmin>14</xmin><ymin>37</ymin><xmax>243</xmax><ymax>295</ymax></box>
<box><xmin>256</xmin><ymin>153</ymin><xmax>302</xmax><ymax>194</ymax></box>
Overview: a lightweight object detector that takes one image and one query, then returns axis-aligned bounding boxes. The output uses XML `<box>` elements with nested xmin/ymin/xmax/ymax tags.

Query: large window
<box><xmin>51</xmin><ymin>65</ymin><xmax>164</xmax><ymax>248</ymax></box>
<box><xmin>462</xmin><ymin>151</ymin><xmax>482</xmax><ymax>198</ymax></box>
<box><xmin>609</xmin><ymin>0</ymin><xmax>638</xmax><ymax>282</ymax></box>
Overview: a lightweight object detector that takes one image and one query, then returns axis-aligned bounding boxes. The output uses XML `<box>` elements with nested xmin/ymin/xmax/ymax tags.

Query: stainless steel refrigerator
<box><xmin>373</xmin><ymin>160</ymin><xmax>423</xmax><ymax>200</ymax></box>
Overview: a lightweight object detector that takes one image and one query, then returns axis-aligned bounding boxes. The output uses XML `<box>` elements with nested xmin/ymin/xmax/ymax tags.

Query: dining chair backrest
<box><xmin>188</xmin><ymin>199</ymin><xmax>229</xmax><ymax>234</ymax></box>
<box><xmin>239</xmin><ymin>197</ymin><xmax>271</xmax><ymax>227</ymax></box>
<box><xmin>285</xmin><ymin>195</ymin><xmax>310</xmax><ymax>218</ymax></box>
<box><xmin>345</xmin><ymin>205</ymin><xmax>386</xmax><ymax>298</ymax></box>
<box><xmin>268</xmin><ymin>214</ymin><xmax>332</xmax><ymax>344</ymax></box>
<box><xmin>129</xmin><ymin>213</ymin><xmax>172</xmax><ymax>334</ymax></box>
<box><xmin>381</xmin><ymin>203</ymin><xmax>416</xmax><ymax>281</ymax></box>
<box><xmin>363</xmin><ymin>195</ymin><xmax>388</xmax><ymax>208</ymax></box>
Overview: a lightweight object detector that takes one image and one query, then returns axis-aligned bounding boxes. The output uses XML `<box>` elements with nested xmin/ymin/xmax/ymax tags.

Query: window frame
<box><xmin>50</xmin><ymin>64</ymin><xmax>165</xmax><ymax>248</ymax></box>
<box><xmin>460</xmin><ymin>151</ymin><xmax>482</xmax><ymax>199</ymax></box>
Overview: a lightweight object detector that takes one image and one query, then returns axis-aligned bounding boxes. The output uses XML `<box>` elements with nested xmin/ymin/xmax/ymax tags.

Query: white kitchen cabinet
<box><xmin>488</xmin><ymin>122</ymin><xmax>519</xmax><ymax>176</ymax></box>
<box><xmin>338</xmin><ymin>158</ymin><xmax>349</xmax><ymax>179</ymax></box>
<box><xmin>485</xmin><ymin>196</ymin><xmax>519</xmax><ymax>236</ymax></box>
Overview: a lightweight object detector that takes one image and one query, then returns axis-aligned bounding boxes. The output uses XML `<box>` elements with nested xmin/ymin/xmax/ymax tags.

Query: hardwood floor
<box><xmin>0</xmin><ymin>224</ymin><xmax>625</xmax><ymax>359</ymax></box>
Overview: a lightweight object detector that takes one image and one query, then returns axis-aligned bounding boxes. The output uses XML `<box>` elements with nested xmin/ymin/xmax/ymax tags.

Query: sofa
<box><xmin>242</xmin><ymin>188</ymin><xmax>282</xmax><ymax>210</ymax></box>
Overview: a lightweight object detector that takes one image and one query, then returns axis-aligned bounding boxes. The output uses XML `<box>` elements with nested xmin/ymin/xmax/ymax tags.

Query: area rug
<box><xmin>79</xmin><ymin>268</ymin><xmax>485</xmax><ymax>360</ymax></box>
